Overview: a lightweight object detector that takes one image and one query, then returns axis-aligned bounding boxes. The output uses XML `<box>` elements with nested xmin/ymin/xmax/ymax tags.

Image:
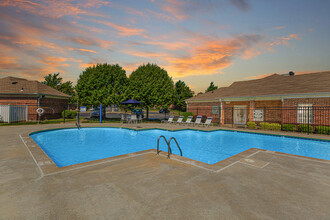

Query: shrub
<box><xmin>298</xmin><ymin>124</ymin><xmax>313</xmax><ymax>133</ymax></box>
<box><xmin>62</xmin><ymin>110</ymin><xmax>77</xmax><ymax>119</ymax></box>
<box><xmin>247</xmin><ymin>121</ymin><xmax>257</xmax><ymax>129</ymax></box>
<box><xmin>181</xmin><ymin>112</ymin><xmax>194</xmax><ymax>120</ymax></box>
<box><xmin>282</xmin><ymin>124</ymin><xmax>296</xmax><ymax>132</ymax></box>
<box><xmin>269</xmin><ymin>123</ymin><xmax>281</xmax><ymax>131</ymax></box>
<box><xmin>260</xmin><ymin>122</ymin><xmax>270</xmax><ymax>129</ymax></box>
<box><xmin>315</xmin><ymin>126</ymin><xmax>330</xmax><ymax>135</ymax></box>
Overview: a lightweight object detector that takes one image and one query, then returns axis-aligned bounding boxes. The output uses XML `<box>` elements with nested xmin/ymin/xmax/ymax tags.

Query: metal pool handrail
<box><xmin>168</xmin><ymin>137</ymin><xmax>183</xmax><ymax>158</ymax></box>
<box><xmin>157</xmin><ymin>136</ymin><xmax>183</xmax><ymax>159</ymax></box>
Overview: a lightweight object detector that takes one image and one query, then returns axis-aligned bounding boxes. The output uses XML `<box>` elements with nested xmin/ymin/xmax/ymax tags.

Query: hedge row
<box><xmin>260</xmin><ymin>122</ymin><xmax>281</xmax><ymax>131</ymax></box>
<box><xmin>247</xmin><ymin>122</ymin><xmax>330</xmax><ymax>135</ymax></box>
<box><xmin>62</xmin><ymin>110</ymin><xmax>78</xmax><ymax>119</ymax></box>
<box><xmin>181</xmin><ymin>112</ymin><xmax>194</xmax><ymax>120</ymax></box>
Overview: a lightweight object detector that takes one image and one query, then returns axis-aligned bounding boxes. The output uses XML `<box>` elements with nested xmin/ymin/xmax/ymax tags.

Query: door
<box><xmin>233</xmin><ymin>105</ymin><xmax>247</xmax><ymax>125</ymax></box>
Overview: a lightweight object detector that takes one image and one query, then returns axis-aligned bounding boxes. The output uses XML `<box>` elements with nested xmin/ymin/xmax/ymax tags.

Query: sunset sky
<box><xmin>0</xmin><ymin>0</ymin><xmax>329</xmax><ymax>93</ymax></box>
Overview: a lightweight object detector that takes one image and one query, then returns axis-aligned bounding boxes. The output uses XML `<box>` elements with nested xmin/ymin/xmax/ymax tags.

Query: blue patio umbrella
<box><xmin>120</xmin><ymin>99</ymin><xmax>142</xmax><ymax>105</ymax></box>
<box><xmin>120</xmin><ymin>99</ymin><xmax>143</xmax><ymax>117</ymax></box>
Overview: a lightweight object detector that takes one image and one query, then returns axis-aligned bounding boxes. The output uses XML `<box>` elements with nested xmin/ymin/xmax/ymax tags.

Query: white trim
<box><xmin>19</xmin><ymin>135</ymin><xmax>44</xmax><ymax>178</ymax></box>
<box><xmin>186</xmin><ymin>92</ymin><xmax>330</xmax><ymax>102</ymax></box>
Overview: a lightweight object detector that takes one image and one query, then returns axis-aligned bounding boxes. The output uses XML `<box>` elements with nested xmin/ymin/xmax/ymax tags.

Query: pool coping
<box><xmin>20</xmin><ymin>126</ymin><xmax>330</xmax><ymax>177</ymax></box>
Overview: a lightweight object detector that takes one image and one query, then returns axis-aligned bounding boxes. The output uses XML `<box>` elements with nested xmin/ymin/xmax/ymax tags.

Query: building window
<box><xmin>253</xmin><ymin>109</ymin><xmax>264</xmax><ymax>121</ymax></box>
<box><xmin>212</xmin><ymin>105</ymin><xmax>220</xmax><ymax>114</ymax></box>
<box><xmin>297</xmin><ymin>104</ymin><xmax>313</xmax><ymax>124</ymax></box>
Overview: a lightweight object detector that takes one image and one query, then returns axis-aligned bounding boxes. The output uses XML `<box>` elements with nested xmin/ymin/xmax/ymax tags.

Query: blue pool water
<box><xmin>30</xmin><ymin>127</ymin><xmax>330</xmax><ymax>167</ymax></box>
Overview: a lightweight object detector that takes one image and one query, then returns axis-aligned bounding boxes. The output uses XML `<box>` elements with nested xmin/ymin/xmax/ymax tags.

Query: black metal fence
<box><xmin>1</xmin><ymin>103</ymin><xmax>329</xmax><ymax>135</ymax></box>
<box><xmin>187</xmin><ymin>106</ymin><xmax>330</xmax><ymax>134</ymax></box>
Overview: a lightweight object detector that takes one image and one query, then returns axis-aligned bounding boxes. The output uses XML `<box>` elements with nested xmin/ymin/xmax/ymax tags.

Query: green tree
<box><xmin>42</xmin><ymin>73</ymin><xmax>62</xmax><ymax>88</ymax></box>
<box><xmin>128</xmin><ymin>63</ymin><xmax>174</xmax><ymax>118</ymax></box>
<box><xmin>58</xmin><ymin>81</ymin><xmax>77</xmax><ymax>104</ymax></box>
<box><xmin>42</xmin><ymin>73</ymin><xmax>76</xmax><ymax>103</ymax></box>
<box><xmin>174</xmin><ymin>80</ymin><xmax>193</xmax><ymax>111</ymax></box>
<box><xmin>76</xmin><ymin>63</ymin><xmax>128</xmax><ymax>107</ymax></box>
<box><xmin>205</xmin><ymin>81</ymin><xmax>218</xmax><ymax>93</ymax></box>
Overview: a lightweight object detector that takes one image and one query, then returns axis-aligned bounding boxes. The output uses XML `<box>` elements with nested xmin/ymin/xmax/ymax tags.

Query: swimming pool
<box><xmin>30</xmin><ymin>127</ymin><xmax>330</xmax><ymax>167</ymax></box>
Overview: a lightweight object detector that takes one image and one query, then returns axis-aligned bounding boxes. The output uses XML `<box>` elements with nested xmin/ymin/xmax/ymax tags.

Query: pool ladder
<box><xmin>156</xmin><ymin>136</ymin><xmax>182</xmax><ymax>159</ymax></box>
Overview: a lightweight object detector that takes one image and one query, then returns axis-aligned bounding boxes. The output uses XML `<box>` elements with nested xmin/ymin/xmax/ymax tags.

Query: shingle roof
<box><xmin>187</xmin><ymin>71</ymin><xmax>330</xmax><ymax>101</ymax></box>
<box><xmin>0</xmin><ymin>76</ymin><xmax>71</xmax><ymax>98</ymax></box>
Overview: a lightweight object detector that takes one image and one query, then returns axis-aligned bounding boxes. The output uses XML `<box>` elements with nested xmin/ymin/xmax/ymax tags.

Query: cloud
<box><xmin>122</xmin><ymin>50</ymin><xmax>168</xmax><ymax>58</ymax></box>
<box><xmin>268</xmin><ymin>33</ymin><xmax>301</xmax><ymax>47</ymax></box>
<box><xmin>229</xmin><ymin>0</ymin><xmax>251</xmax><ymax>11</ymax></box>
<box><xmin>92</xmin><ymin>19</ymin><xmax>147</xmax><ymax>37</ymax></box>
<box><xmin>272</xmin><ymin>26</ymin><xmax>286</xmax><ymax>30</ymax></box>
<box><xmin>77</xmin><ymin>49</ymin><xmax>97</xmax><ymax>54</ymax></box>
<box><xmin>153</xmin><ymin>0</ymin><xmax>251</xmax><ymax>22</ymax></box>
<box><xmin>0</xmin><ymin>0</ymin><xmax>110</xmax><ymax>18</ymax></box>
<box><xmin>165</xmin><ymin>34</ymin><xmax>263</xmax><ymax>77</ymax></box>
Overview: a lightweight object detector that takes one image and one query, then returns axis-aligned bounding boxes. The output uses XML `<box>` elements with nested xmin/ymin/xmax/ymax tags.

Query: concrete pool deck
<box><xmin>0</xmin><ymin>123</ymin><xmax>330</xmax><ymax>219</ymax></box>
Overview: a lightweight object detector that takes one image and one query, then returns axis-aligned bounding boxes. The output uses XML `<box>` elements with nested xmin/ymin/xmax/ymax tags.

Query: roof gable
<box><xmin>0</xmin><ymin>76</ymin><xmax>71</xmax><ymax>98</ymax></box>
<box><xmin>187</xmin><ymin>71</ymin><xmax>330</xmax><ymax>101</ymax></box>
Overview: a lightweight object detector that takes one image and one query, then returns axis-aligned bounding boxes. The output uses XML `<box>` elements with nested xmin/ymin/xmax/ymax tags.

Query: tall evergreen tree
<box><xmin>205</xmin><ymin>81</ymin><xmax>218</xmax><ymax>93</ymax></box>
<box><xmin>42</xmin><ymin>73</ymin><xmax>76</xmax><ymax>103</ymax></box>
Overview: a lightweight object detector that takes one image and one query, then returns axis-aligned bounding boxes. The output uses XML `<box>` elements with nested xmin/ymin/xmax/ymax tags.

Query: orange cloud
<box><xmin>123</xmin><ymin>62</ymin><xmax>147</xmax><ymax>72</ymax></box>
<box><xmin>77</xmin><ymin>48</ymin><xmax>97</xmax><ymax>53</ymax></box>
<box><xmin>142</xmin><ymin>40</ymin><xmax>190</xmax><ymax>50</ymax></box>
<box><xmin>0</xmin><ymin>56</ymin><xmax>20</xmax><ymax>69</ymax></box>
<box><xmin>79</xmin><ymin>63</ymin><xmax>96</xmax><ymax>69</ymax></box>
<box><xmin>93</xmin><ymin>19</ymin><xmax>147</xmax><ymax>37</ymax></box>
<box><xmin>122</xmin><ymin>50</ymin><xmax>168</xmax><ymax>58</ymax></box>
<box><xmin>269</xmin><ymin>33</ymin><xmax>301</xmax><ymax>47</ymax></box>
<box><xmin>0</xmin><ymin>0</ymin><xmax>110</xmax><ymax>18</ymax></box>
<box><xmin>164</xmin><ymin>34</ymin><xmax>263</xmax><ymax>77</ymax></box>
<box><xmin>145</xmin><ymin>9</ymin><xmax>175</xmax><ymax>22</ymax></box>
<box><xmin>161</xmin><ymin>0</ymin><xmax>188</xmax><ymax>21</ymax></box>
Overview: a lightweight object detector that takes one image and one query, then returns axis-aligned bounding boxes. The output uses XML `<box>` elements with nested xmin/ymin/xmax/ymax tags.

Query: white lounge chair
<box><xmin>201</xmin><ymin>117</ymin><xmax>213</xmax><ymax>127</ymax></box>
<box><xmin>161</xmin><ymin>115</ymin><xmax>174</xmax><ymax>123</ymax></box>
<box><xmin>182</xmin><ymin>116</ymin><xmax>193</xmax><ymax>126</ymax></box>
<box><xmin>175</xmin><ymin>116</ymin><xmax>184</xmax><ymax>124</ymax></box>
<box><xmin>193</xmin><ymin>116</ymin><xmax>202</xmax><ymax>126</ymax></box>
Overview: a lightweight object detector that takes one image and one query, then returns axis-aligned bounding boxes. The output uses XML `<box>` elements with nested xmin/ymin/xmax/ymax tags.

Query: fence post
<box><xmin>100</xmin><ymin>104</ymin><xmax>102</xmax><ymax>123</ymax></box>
<box><xmin>232</xmin><ymin>107</ymin><xmax>234</xmax><ymax>128</ymax></box>
<box><xmin>63</xmin><ymin>106</ymin><xmax>66</xmax><ymax>123</ymax></box>
<box><xmin>218</xmin><ymin>106</ymin><xmax>221</xmax><ymax>127</ymax></box>
<box><xmin>308</xmin><ymin>106</ymin><xmax>310</xmax><ymax>135</ymax></box>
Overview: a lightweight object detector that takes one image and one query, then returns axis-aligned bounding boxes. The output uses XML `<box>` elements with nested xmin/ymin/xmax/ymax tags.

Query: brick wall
<box><xmin>0</xmin><ymin>97</ymin><xmax>68</xmax><ymax>120</ymax></box>
<box><xmin>187</xmin><ymin>102</ymin><xmax>221</xmax><ymax>123</ymax></box>
<box><xmin>187</xmin><ymin>98</ymin><xmax>330</xmax><ymax>126</ymax></box>
<box><xmin>282</xmin><ymin>98</ymin><xmax>330</xmax><ymax>125</ymax></box>
<box><xmin>254</xmin><ymin>100</ymin><xmax>282</xmax><ymax>123</ymax></box>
